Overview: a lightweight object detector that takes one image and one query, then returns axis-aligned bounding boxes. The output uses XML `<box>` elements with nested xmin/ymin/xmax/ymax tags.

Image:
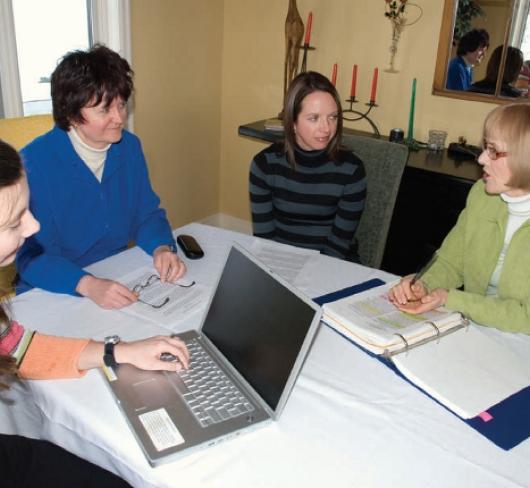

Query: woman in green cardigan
<box><xmin>389</xmin><ymin>103</ymin><xmax>530</xmax><ymax>334</ymax></box>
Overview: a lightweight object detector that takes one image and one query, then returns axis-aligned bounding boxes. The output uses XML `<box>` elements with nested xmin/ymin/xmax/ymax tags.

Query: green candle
<box><xmin>407</xmin><ymin>78</ymin><xmax>416</xmax><ymax>142</ymax></box>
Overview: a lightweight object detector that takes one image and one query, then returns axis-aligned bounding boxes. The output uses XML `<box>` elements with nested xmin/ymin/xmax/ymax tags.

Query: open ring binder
<box><xmin>319</xmin><ymin>279</ymin><xmax>530</xmax><ymax>450</ymax></box>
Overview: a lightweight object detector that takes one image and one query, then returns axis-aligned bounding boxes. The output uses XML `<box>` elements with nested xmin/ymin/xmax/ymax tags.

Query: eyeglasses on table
<box><xmin>132</xmin><ymin>274</ymin><xmax>196</xmax><ymax>309</ymax></box>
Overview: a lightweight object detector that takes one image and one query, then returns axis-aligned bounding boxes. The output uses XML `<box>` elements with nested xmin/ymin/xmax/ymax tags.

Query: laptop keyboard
<box><xmin>175</xmin><ymin>339</ymin><xmax>255</xmax><ymax>428</ymax></box>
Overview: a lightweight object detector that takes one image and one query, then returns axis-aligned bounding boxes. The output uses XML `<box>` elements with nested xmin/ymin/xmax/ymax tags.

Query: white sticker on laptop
<box><xmin>101</xmin><ymin>365</ymin><xmax>117</xmax><ymax>382</ymax></box>
<box><xmin>138</xmin><ymin>408</ymin><xmax>185</xmax><ymax>451</ymax></box>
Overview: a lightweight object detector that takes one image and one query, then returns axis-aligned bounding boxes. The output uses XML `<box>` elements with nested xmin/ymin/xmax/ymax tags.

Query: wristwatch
<box><xmin>103</xmin><ymin>335</ymin><xmax>120</xmax><ymax>367</ymax></box>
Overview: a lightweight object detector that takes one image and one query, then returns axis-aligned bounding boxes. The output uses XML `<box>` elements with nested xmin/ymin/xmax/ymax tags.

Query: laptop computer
<box><xmin>102</xmin><ymin>243</ymin><xmax>322</xmax><ymax>466</ymax></box>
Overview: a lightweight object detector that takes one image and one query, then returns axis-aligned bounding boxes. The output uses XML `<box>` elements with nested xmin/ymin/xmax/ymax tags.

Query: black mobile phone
<box><xmin>176</xmin><ymin>234</ymin><xmax>204</xmax><ymax>259</ymax></box>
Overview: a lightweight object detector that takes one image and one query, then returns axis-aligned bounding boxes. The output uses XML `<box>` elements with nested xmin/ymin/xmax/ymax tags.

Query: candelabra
<box><xmin>343</xmin><ymin>98</ymin><xmax>380</xmax><ymax>137</ymax></box>
<box><xmin>299</xmin><ymin>43</ymin><xmax>315</xmax><ymax>73</ymax></box>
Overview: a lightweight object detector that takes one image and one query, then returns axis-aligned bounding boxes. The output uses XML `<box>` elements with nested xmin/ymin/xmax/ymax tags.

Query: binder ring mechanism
<box><xmin>383</xmin><ymin>333</ymin><xmax>410</xmax><ymax>359</ymax></box>
<box><xmin>427</xmin><ymin>321</ymin><xmax>441</xmax><ymax>343</ymax></box>
<box><xmin>395</xmin><ymin>333</ymin><xmax>409</xmax><ymax>352</ymax></box>
<box><xmin>459</xmin><ymin>312</ymin><xmax>471</xmax><ymax>331</ymax></box>
<box><xmin>383</xmin><ymin>312</ymin><xmax>470</xmax><ymax>359</ymax></box>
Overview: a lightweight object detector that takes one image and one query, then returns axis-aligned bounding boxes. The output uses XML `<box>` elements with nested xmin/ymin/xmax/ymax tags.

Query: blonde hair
<box><xmin>483</xmin><ymin>103</ymin><xmax>530</xmax><ymax>190</ymax></box>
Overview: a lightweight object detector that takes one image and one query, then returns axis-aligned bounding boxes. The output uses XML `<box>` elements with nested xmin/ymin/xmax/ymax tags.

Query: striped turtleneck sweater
<box><xmin>249</xmin><ymin>142</ymin><xmax>366</xmax><ymax>261</ymax></box>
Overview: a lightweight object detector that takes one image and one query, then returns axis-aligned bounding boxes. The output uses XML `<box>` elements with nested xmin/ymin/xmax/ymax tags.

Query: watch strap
<box><xmin>103</xmin><ymin>338</ymin><xmax>119</xmax><ymax>367</ymax></box>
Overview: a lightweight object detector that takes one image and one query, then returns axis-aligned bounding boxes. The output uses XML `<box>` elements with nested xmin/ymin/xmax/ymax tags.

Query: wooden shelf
<box><xmin>238</xmin><ymin>119</ymin><xmax>482</xmax><ymax>184</ymax></box>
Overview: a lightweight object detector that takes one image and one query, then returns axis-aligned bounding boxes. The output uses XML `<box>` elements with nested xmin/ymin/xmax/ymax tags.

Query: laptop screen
<box><xmin>202</xmin><ymin>246</ymin><xmax>318</xmax><ymax>412</ymax></box>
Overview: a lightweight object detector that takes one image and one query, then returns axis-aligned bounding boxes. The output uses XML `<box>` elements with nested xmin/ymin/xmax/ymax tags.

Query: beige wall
<box><xmin>132</xmin><ymin>1</ymin><xmax>497</xmax><ymax>226</ymax></box>
<box><xmin>131</xmin><ymin>0</ymin><xmax>223</xmax><ymax>228</ymax></box>
<box><xmin>219</xmin><ymin>0</ymin><xmax>495</xmax><ymax>222</ymax></box>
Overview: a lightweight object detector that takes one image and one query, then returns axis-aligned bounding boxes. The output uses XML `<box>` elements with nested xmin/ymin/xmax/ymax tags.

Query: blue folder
<box><xmin>314</xmin><ymin>279</ymin><xmax>530</xmax><ymax>451</ymax></box>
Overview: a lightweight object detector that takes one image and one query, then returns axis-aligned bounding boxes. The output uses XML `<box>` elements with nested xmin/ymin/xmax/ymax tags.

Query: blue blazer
<box><xmin>16</xmin><ymin>126</ymin><xmax>175</xmax><ymax>295</ymax></box>
<box><xmin>446</xmin><ymin>56</ymin><xmax>472</xmax><ymax>91</ymax></box>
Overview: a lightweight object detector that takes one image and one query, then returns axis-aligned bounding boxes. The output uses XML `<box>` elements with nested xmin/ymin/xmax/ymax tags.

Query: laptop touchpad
<box><xmin>130</xmin><ymin>377</ymin><xmax>173</xmax><ymax>411</ymax></box>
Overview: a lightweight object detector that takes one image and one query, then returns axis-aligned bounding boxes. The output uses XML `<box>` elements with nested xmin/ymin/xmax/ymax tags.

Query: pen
<box><xmin>410</xmin><ymin>253</ymin><xmax>437</xmax><ymax>285</ymax></box>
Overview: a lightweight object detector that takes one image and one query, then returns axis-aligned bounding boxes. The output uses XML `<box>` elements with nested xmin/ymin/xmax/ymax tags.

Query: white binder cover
<box><xmin>392</xmin><ymin>325</ymin><xmax>530</xmax><ymax>419</ymax></box>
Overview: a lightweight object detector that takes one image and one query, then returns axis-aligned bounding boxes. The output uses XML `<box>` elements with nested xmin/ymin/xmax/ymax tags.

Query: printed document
<box><xmin>249</xmin><ymin>240</ymin><xmax>319</xmax><ymax>285</ymax></box>
<box><xmin>323</xmin><ymin>283</ymin><xmax>463</xmax><ymax>355</ymax></box>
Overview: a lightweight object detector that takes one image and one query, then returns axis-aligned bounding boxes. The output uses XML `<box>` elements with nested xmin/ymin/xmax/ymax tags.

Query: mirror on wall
<box><xmin>433</xmin><ymin>0</ymin><xmax>530</xmax><ymax>103</ymax></box>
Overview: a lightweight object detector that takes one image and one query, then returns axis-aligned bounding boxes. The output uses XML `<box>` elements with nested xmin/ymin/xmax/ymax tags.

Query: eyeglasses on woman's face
<box><xmin>482</xmin><ymin>141</ymin><xmax>508</xmax><ymax>161</ymax></box>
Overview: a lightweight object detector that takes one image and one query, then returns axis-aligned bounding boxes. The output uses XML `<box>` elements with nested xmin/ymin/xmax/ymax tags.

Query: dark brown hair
<box><xmin>457</xmin><ymin>28</ymin><xmax>490</xmax><ymax>56</ymax></box>
<box><xmin>283</xmin><ymin>71</ymin><xmax>343</xmax><ymax>166</ymax></box>
<box><xmin>485</xmin><ymin>45</ymin><xmax>524</xmax><ymax>85</ymax></box>
<box><xmin>51</xmin><ymin>44</ymin><xmax>134</xmax><ymax>130</ymax></box>
<box><xmin>0</xmin><ymin>140</ymin><xmax>25</xmax><ymax>388</ymax></box>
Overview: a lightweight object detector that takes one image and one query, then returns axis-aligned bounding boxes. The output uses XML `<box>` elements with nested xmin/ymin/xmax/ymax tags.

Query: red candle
<box><xmin>350</xmin><ymin>64</ymin><xmax>358</xmax><ymax>99</ymax></box>
<box><xmin>304</xmin><ymin>12</ymin><xmax>313</xmax><ymax>45</ymax></box>
<box><xmin>370</xmin><ymin>67</ymin><xmax>379</xmax><ymax>103</ymax></box>
<box><xmin>331</xmin><ymin>63</ymin><xmax>338</xmax><ymax>87</ymax></box>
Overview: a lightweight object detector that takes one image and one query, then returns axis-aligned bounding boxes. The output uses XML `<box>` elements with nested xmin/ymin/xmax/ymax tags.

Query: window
<box><xmin>13</xmin><ymin>0</ymin><xmax>90</xmax><ymax>116</ymax></box>
<box><xmin>520</xmin><ymin>13</ymin><xmax>530</xmax><ymax>62</ymax></box>
<box><xmin>0</xmin><ymin>0</ymin><xmax>131</xmax><ymax>118</ymax></box>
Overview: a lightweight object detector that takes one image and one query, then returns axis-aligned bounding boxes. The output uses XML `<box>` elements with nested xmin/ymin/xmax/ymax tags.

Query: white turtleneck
<box><xmin>68</xmin><ymin>128</ymin><xmax>110</xmax><ymax>182</ymax></box>
<box><xmin>486</xmin><ymin>191</ymin><xmax>530</xmax><ymax>295</ymax></box>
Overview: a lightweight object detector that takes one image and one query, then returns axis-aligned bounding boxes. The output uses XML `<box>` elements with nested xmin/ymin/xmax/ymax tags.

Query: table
<box><xmin>3</xmin><ymin>223</ymin><xmax>530</xmax><ymax>488</ymax></box>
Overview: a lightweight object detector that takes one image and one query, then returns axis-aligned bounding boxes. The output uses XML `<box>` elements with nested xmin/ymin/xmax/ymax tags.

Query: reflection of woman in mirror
<box><xmin>469</xmin><ymin>45</ymin><xmax>524</xmax><ymax>98</ymax></box>
<box><xmin>389</xmin><ymin>103</ymin><xmax>530</xmax><ymax>334</ymax></box>
<box><xmin>446</xmin><ymin>28</ymin><xmax>490</xmax><ymax>91</ymax></box>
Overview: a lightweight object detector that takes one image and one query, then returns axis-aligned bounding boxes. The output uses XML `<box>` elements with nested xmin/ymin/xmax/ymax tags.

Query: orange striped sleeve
<box><xmin>18</xmin><ymin>333</ymin><xmax>90</xmax><ymax>380</ymax></box>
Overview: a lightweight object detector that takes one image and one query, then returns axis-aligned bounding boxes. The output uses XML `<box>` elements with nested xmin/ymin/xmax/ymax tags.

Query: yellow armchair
<box><xmin>0</xmin><ymin>114</ymin><xmax>53</xmax><ymax>295</ymax></box>
<box><xmin>0</xmin><ymin>114</ymin><xmax>53</xmax><ymax>150</ymax></box>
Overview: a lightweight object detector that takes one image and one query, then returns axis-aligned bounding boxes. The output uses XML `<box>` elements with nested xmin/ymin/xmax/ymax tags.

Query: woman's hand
<box><xmin>76</xmin><ymin>275</ymin><xmax>138</xmax><ymax>309</ymax></box>
<box><xmin>395</xmin><ymin>287</ymin><xmax>449</xmax><ymax>315</ymax></box>
<box><xmin>388</xmin><ymin>275</ymin><xmax>428</xmax><ymax>306</ymax></box>
<box><xmin>77</xmin><ymin>335</ymin><xmax>190</xmax><ymax>372</ymax></box>
<box><xmin>115</xmin><ymin>335</ymin><xmax>189</xmax><ymax>371</ymax></box>
<box><xmin>153</xmin><ymin>245</ymin><xmax>187</xmax><ymax>283</ymax></box>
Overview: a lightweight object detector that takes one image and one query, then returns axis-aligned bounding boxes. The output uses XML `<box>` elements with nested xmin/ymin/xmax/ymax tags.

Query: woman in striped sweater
<box><xmin>249</xmin><ymin>71</ymin><xmax>366</xmax><ymax>261</ymax></box>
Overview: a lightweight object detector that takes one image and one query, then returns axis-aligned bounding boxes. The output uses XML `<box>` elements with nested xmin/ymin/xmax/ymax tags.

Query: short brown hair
<box><xmin>457</xmin><ymin>28</ymin><xmax>489</xmax><ymax>56</ymax></box>
<box><xmin>484</xmin><ymin>103</ymin><xmax>530</xmax><ymax>190</ymax></box>
<box><xmin>282</xmin><ymin>71</ymin><xmax>343</xmax><ymax>166</ymax></box>
<box><xmin>51</xmin><ymin>44</ymin><xmax>134</xmax><ymax>130</ymax></box>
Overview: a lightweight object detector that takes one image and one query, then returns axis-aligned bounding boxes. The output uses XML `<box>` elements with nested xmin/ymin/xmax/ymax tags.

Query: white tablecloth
<box><xmin>2</xmin><ymin>223</ymin><xmax>530</xmax><ymax>488</ymax></box>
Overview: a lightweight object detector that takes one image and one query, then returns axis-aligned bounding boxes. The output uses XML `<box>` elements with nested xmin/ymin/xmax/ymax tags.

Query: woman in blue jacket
<box><xmin>446</xmin><ymin>28</ymin><xmax>490</xmax><ymax>91</ymax></box>
<box><xmin>16</xmin><ymin>45</ymin><xmax>186</xmax><ymax>309</ymax></box>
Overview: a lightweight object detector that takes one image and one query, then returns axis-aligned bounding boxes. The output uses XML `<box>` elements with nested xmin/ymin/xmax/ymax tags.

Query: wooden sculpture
<box><xmin>281</xmin><ymin>0</ymin><xmax>304</xmax><ymax>117</ymax></box>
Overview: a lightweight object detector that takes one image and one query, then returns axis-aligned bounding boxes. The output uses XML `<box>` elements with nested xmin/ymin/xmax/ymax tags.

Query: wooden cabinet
<box><xmin>381</xmin><ymin>165</ymin><xmax>478</xmax><ymax>275</ymax></box>
<box><xmin>381</xmin><ymin>148</ymin><xmax>481</xmax><ymax>275</ymax></box>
